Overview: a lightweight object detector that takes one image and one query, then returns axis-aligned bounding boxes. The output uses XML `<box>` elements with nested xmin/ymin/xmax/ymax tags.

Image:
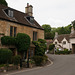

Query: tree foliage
<box><xmin>32</xmin><ymin>39</ymin><xmax>47</xmax><ymax>56</ymax></box>
<box><xmin>16</xmin><ymin>33</ymin><xmax>31</xmax><ymax>52</ymax></box>
<box><xmin>72</xmin><ymin>20</ymin><xmax>75</xmax><ymax>29</ymax></box>
<box><xmin>0</xmin><ymin>0</ymin><xmax>8</xmax><ymax>6</ymax></box>
<box><xmin>42</xmin><ymin>23</ymin><xmax>72</xmax><ymax>39</ymax></box>
<box><xmin>42</xmin><ymin>24</ymin><xmax>51</xmax><ymax>33</ymax></box>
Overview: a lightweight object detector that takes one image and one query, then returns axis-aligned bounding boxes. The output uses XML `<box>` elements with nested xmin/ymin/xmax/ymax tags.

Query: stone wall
<box><xmin>0</xmin><ymin>20</ymin><xmax>44</xmax><ymax>41</ymax></box>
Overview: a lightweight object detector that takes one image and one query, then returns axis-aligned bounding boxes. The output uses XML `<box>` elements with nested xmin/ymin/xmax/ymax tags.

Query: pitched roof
<box><xmin>70</xmin><ymin>31</ymin><xmax>75</xmax><ymax>38</ymax></box>
<box><xmin>0</xmin><ymin>4</ymin><xmax>44</xmax><ymax>30</ymax></box>
<box><xmin>54</xmin><ymin>34</ymin><xmax>70</xmax><ymax>43</ymax></box>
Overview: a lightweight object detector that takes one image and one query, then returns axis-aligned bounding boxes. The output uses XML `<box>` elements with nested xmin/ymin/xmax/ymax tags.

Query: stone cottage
<box><xmin>0</xmin><ymin>3</ymin><xmax>44</xmax><ymax>56</ymax></box>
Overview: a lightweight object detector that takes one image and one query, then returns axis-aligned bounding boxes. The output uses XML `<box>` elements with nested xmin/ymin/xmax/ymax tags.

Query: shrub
<box><xmin>43</xmin><ymin>55</ymin><xmax>48</xmax><ymax>61</ymax></box>
<box><xmin>49</xmin><ymin>44</ymin><xmax>55</xmax><ymax>51</ymax></box>
<box><xmin>0</xmin><ymin>48</ymin><xmax>13</xmax><ymax>64</ymax></box>
<box><xmin>55</xmin><ymin>49</ymin><xmax>72</xmax><ymax>54</ymax></box>
<box><xmin>16</xmin><ymin>33</ymin><xmax>31</xmax><ymax>52</ymax></box>
<box><xmin>32</xmin><ymin>39</ymin><xmax>47</xmax><ymax>56</ymax></box>
<box><xmin>1</xmin><ymin>36</ymin><xmax>16</xmax><ymax>45</ymax></box>
<box><xmin>38</xmin><ymin>39</ymin><xmax>46</xmax><ymax>44</ymax></box>
<box><xmin>32</xmin><ymin>55</ymin><xmax>48</xmax><ymax>66</ymax></box>
<box><xmin>13</xmin><ymin>55</ymin><xmax>21</xmax><ymax>65</ymax></box>
<box><xmin>32</xmin><ymin>56</ymin><xmax>44</xmax><ymax>66</ymax></box>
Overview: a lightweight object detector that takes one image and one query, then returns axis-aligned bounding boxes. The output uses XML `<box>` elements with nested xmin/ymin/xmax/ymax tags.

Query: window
<box><xmin>4</xmin><ymin>9</ymin><xmax>13</xmax><ymax>18</ymax></box>
<box><xmin>33</xmin><ymin>31</ymin><xmax>37</xmax><ymax>41</ymax></box>
<box><xmin>8</xmin><ymin>10</ymin><xmax>13</xmax><ymax>17</ymax></box>
<box><xmin>14</xmin><ymin>27</ymin><xmax>17</xmax><ymax>37</ymax></box>
<box><xmin>10</xmin><ymin>26</ymin><xmax>13</xmax><ymax>37</ymax></box>
<box><xmin>26</xmin><ymin>16</ymin><xmax>34</xmax><ymax>24</ymax></box>
<box><xmin>63</xmin><ymin>41</ymin><xmax>66</xmax><ymax>44</ymax></box>
<box><xmin>10</xmin><ymin>26</ymin><xmax>17</xmax><ymax>37</ymax></box>
<box><xmin>55</xmin><ymin>42</ymin><xmax>57</xmax><ymax>44</ymax></box>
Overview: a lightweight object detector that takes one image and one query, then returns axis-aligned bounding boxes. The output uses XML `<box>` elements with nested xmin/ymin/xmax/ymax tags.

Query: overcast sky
<box><xmin>6</xmin><ymin>0</ymin><xmax>75</xmax><ymax>27</ymax></box>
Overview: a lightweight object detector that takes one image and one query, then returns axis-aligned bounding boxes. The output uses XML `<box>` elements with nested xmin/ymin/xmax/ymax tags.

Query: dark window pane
<box><xmin>33</xmin><ymin>31</ymin><xmax>37</xmax><ymax>41</ymax></box>
<box><xmin>14</xmin><ymin>27</ymin><xmax>17</xmax><ymax>37</ymax></box>
<box><xmin>63</xmin><ymin>41</ymin><xmax>66</xmax><ymax>44</ymax></box>
<box><xmin>55</xmin><ymin>42</ymin><xmax>57</xmax><ymax>44</ymax></box>
<box><xmin>10</xmin><ymin>26</ymin><xmax>13</xmax><ymax>36</ymax></box>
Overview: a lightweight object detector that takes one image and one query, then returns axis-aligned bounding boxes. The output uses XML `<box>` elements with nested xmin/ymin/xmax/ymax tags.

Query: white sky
<box><xmin>6</xmin><ymin>0</ymin><xmax>75</xmax><ymax>27</ymax></box>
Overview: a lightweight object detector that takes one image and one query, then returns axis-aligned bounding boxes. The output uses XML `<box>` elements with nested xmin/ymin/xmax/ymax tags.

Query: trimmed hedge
<box><xmin>1</xmin><ymin>36</ymin><xmax>16</xmax><ymax>45</ymax></box>
<box><xmin>55</xmin><ymin>50</ymin><xmax>72</xmax><ymax>54</ymax></box>
<box><xmin>16</xmin><ymin>33</ymin><xmax>31</xmax><ymax>52</ymax></box>
<box><xmin>0</xmin><ymin>48</ymin><xmax>13</xmax><ymax>64</ymax></box>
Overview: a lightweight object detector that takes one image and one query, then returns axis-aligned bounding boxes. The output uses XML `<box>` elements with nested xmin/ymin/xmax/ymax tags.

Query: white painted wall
<box><xmin>53</xmin><ymin>38</ymin><xmax>71</xmax><ymax>50</ymax></box>
<box><xmin>61</xmin><ymin>38</ymin><xmax>70</xmax><ymax>50</ymax></box>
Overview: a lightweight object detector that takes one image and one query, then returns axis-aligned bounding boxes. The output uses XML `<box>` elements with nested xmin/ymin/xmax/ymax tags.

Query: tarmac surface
<box><xmin>2</xmin><ymin>54</ymin><xmax>75</xmax><ymax>75</ymax></box>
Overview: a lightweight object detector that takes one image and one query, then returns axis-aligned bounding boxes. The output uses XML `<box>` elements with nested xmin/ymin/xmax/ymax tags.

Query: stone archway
<box><xmin>72</xmin><ymin>44</ymin><xmax>75</xmax><ymax>54</ymax></box>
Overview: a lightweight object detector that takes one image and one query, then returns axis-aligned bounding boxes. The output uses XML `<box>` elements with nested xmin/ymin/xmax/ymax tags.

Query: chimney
<box><xmin>71</xmin><ymin>26</ymin><xmax>74</xmax><ymax>34</ymax></box>
<box><xmin>55</xmin><ymin>32</ymin><xmax>58</xmax><ymax>38</ymax></box>
<box><xmin>25</xmin><ymin>3</ymin><xmax>33</xmax><ymax>16</ymax></box>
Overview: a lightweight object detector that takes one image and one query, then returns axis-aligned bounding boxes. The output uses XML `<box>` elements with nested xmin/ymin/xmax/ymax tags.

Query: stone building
<box><xmin>0</xmin><ymin>3</ymin><xmax>44</xmax><ymax>57</ymax></box>
<box><xmin>53</xmin><ymin>26</ymin><xmax>75</xmax><ymax>53</ymax></box>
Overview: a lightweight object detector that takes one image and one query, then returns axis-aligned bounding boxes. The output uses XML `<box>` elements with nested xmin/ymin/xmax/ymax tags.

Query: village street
<box><xmin>4</xmin><ymin>54</ymin><xmax>75</xmax><ymax>75</ymax></box>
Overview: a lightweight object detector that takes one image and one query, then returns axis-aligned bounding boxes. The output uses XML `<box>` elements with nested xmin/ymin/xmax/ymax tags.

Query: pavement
<box><xmin>1</xmin><ymin>54</ymin><xmax>75</xmax><ymax>75</ymax></box>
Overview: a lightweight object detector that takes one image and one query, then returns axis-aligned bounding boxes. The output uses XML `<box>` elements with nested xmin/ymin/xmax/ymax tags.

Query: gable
<box><xmin>61</xmin><ymin>38</ymin><xmax>69</xmax><ymax>43</ymax></box>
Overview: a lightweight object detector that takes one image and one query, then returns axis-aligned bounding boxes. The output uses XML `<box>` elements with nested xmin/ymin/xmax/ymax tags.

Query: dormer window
<box><xmin>8</xmin><ymin>10</ymin><xmax>13</xmax><ymax>17</ymax></box>
<box><xmin>3</xmin><ymin>8</ymin><xmax>13</xmax><ymax>18</ymax></box>
<box><xmin>26</xmin><ymin>16</ymin><xmax>34</xmax><ymax>24</ymax></box>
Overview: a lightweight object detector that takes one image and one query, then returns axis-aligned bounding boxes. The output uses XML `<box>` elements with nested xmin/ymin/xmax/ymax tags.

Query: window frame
<box><xmin>33</xmin><ymin>31</ymin><xmax>37</xmax><ymax>41</ymax></box>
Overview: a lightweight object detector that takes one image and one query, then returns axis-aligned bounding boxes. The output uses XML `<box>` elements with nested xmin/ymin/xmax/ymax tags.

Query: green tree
<box><xmin>72</xmin><ymin>20</ymin><xmax>75</xmax><ymax>29</ymax></box>
<box><xmin>42</xmin><ymin>24</ymin><xmax>51</xmax><ymax>33</ymax></box>
<box><xmin>0</xmin><ymin>0</ymin><xmax>8</xmax><ymax>6</ymax></box>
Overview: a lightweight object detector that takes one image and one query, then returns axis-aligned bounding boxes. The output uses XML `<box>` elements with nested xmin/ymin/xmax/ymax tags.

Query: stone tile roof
<box><xmin>54</xmin><ymin>34</ymin><xmax>70</xmax><ymax>43</ymax></box>
<box><xmin>70</xmin><ymin>31</ymin><xmax>75</xmax><ymax>38</ymax></box>
<box><xmin>0</xmin><ymin>4</ymin><xmax>43</xmax><ymax>30</ymax></box>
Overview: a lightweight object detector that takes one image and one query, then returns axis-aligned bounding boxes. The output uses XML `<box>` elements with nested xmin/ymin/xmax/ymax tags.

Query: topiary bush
<box><xmin>0</xmin><ymin>48</ymin><xmax>13</xmax><ymax>64</ymax></box>
<box><xmin>16</xmin><ymin>33</ymin><xmax>31</xmax><ymax>52</ymax></box>
<box><xmin>1</xmin><ymin>36</ymin><xmax>16</xmax><ymax>45</ymax></box>
<box><xmin>13</xmin><ymin>55</ymin><xmax>21</xmax><ymax>65</ymax></box>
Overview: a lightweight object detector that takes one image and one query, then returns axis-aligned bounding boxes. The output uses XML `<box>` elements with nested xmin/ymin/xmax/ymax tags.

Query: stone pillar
<box><xmin>0</xmin><ymin>34</ymin><xmax>4</xmax><ymax>48</ymax></box>
<box><xmin>14</xmin><ymin>49</ymin><xmax>18</xmax><ymax>56</ymax></box>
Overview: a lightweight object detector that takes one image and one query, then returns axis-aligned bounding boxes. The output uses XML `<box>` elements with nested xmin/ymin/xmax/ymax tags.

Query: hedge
<box><xmin>1</xmin><ymin>36</ymin><xmax>16</xmax><ymax>45</ymax></box>
<box><xmin>0</xmin><ymin>48</ymin><xmax>13</xmax><ymax>64</ymax></box>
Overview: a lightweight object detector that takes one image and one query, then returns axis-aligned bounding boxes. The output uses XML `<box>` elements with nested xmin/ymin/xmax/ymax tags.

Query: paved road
<box><xmin>5</xmin><ymin>54</ymin><xmax>75</xmax><ymax>75</ymax></box>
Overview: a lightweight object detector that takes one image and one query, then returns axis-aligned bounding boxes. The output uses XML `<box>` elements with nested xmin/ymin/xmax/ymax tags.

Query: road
<box><xmin>5</xmin><ymin>54</ymin><xmax>75</xmax><ymax>75</ymax></box>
